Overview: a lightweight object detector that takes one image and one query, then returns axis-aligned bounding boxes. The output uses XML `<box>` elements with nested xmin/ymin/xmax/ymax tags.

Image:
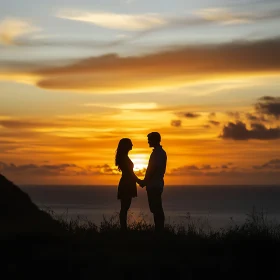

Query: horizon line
<box><xmin>20</xmin><ymin>184</ymin><xmax>280</xmax><ymax>187</ymax></box>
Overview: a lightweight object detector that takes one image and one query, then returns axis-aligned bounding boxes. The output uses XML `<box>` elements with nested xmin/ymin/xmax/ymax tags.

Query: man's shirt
<box><xmin>144</xmin><ymin>145</ymin><xmax>167</xmax><ymax>191</ymax></box>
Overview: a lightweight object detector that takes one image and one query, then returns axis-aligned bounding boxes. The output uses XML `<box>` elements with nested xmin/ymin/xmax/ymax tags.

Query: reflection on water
<box><xmin>22</xmin><ymin>185</ymin><xmax>280</xmax><ymax>230</ymax></box>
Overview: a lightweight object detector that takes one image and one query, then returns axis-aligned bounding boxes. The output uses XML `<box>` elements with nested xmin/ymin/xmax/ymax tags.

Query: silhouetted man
<box><xmin>141</xmin><ymin>132</ymin><xmax>167</xmax><ymax>232</ymax></box>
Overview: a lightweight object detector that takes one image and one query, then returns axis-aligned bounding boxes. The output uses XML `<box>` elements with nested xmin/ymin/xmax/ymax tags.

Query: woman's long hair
<box><xmin>115</xmin><ymin>138</ymin><xmax>131</xmax><ymax>171</ymax></box>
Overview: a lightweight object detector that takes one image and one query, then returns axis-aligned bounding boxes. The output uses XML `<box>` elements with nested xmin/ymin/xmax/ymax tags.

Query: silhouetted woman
<box><xmin>115</xmin><ymin>138</ymin><xmax>141</xmax><ymax>231</ymax></box>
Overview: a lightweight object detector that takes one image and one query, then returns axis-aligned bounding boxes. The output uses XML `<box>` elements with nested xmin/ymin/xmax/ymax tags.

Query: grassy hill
<box><xmin>1</xmin><ymin>174</ymin><xmax>279</xmax><ymax>279</ymax></box>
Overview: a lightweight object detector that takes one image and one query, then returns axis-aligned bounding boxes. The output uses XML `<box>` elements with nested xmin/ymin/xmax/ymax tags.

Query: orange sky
<box><xmin>0</xmin><ymin>89</ymin><xmax>279</xmax><ymax>185</ymax></box>
<box><xmin>0</xmin><ymin>1</ymin><xmax>280</xmax><ymax>185</ymax></box>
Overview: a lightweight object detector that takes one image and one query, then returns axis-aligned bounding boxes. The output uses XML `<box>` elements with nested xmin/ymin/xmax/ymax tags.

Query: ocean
<box><xmin>22</xmin><ymin>185</ymin><xmax>280</xmax><ymax>230</ymax></box>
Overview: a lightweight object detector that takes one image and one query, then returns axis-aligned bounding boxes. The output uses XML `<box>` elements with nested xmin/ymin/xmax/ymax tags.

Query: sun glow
<box><xmin>133</xmin><ymin>162</ymin><xmax>147</xmax><ymax>171</ymax></box>
<box><xmin>130</xmin><ymin>154</ymin><xmax>148</xmax><ymax>172</ymax></box>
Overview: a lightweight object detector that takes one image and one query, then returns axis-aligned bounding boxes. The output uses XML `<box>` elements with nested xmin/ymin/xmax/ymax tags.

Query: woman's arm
<box><xmin>129</xmin><ymin>168</ymin><xmax>141</xmax><ymax>184</ymax></box>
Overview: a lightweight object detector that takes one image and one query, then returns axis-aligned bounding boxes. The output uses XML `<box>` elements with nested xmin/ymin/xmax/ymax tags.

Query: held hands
<box><xmin>139</xmin><ymin>179</ymin><xmax>145</xmax><ymax>188</ymax></box>
<box><xmin>137</xmin><ymin>179</ymin><xmax>146</xmax><ymax>188</ymax></box>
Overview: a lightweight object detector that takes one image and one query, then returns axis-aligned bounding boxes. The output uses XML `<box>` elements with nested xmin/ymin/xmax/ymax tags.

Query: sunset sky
<box><xmin>0</xmin><ymin>0</ymin><xmax>280</xmax><ymax>185</ymax></box>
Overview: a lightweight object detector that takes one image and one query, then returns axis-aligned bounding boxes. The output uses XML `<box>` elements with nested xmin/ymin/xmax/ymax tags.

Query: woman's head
<box><xmin>117</xmin><ymin>138</ymin><xmax>133</xmax><ymax>152</ymax></box>
<box><xmin>115</xmin><ymin>138</ymin><xmax>133</xmax><ymax>169</ymax></box>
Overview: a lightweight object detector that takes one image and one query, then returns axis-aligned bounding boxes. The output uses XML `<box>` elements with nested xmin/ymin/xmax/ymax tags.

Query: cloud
<box><xmin>0</xmin><ymin>117</ymin><xmax>119</xmax><ymax>131</ymax></box>
<box><xmin>169</xmin><ymin>163</ymin><xmax>237</xmax><ymax>176</ymax></box>
<box><xmin>246</xmin><ymin>113</ymin><xmax>258</xmax><ymax>121</ymax></box>
<box><xmin>169</xmin><ymin>160</ymin><xmax>280</xmax><ymax>181</ymax></box>
<box><xmin>193</xmin><ymin>7</ymin><xmax>280</xmax><ymax>25</ymax></box>
<box><xmin>0</xmin><ymin>17</ymin><xmax>40</xmax><ymax>45</ymax></box>
<box><xmin>133</xmin><ymin>7</ymin><xmax>280</xmax><ymax>41</ymax></box>
<box><xmin>220</xmin><ymin>121</ymin><xmax>280</xmax><ymax>140</ymax></box>
<box><xmin>33</xmin><ymin>37</ymin><xmax>280</xmax><ymax>92</ymax></box>
<box><xmin>171</xmin><ymin>164</ymin><xmax>222</xmax><ymax>174</ymax></box>
<box><xmin>0</xmin><ymin>162</ymin><xmax>81</xmax><ymax>176</ymax></box>
<box><xmin>194</xmin><ymin>8</ymin><xmax>251</xmax><ymax>25</ymax></box>
<box><xmin>1</xmin><ymin>157</ymin><xmax>279</xmax><ymax>184</ymax></box>
<box><xmin>134</xmin><ymin>168</ymin><xmax>146</xmax><ymax>177</ymax></box>
<box><xmin>56</xmin><ymin>7</ymin><xmax>280</xmax><ymax>34</ymax></box>
<box><xmin>255</xmin><ymin>96</ymin><xmax>280</xmax><ymax>119</ymax></box>
<box><xmin>181</xmin><ymin>113</ymin><xmax>201</xmax><ymax>119</ymax></box>
<box><xmin>226</xmin><ymin>111</ymin><xmax>240</xmax><ymax>119</ymax></box>
<box><xmin>56</xmin><ymin>10</ymin><xmax>166</xmax><ymax>31</ymax></box>
<box><xmin>209</xmin><ymin>120</ymin><xmax>220</xmax><ymax>126</ymax></box>
<box><xmin>245</xmin><ymin>113</ymin><xmax>268</xmax><ymax>122</ymax></box>
<box><xmin>259</xmin><ymin>96</ymin><xmax>277</xmax><ymax>101</ymax></box>
<box><xmin>208</xmin><ymin>112</ymin><xmax>216</xmax><ymax>118</ymax></box>
<box><xmin>203</xmin><ymin>124</ymin><xmax>211</xmax><ymax>129</ymax></box>
<box><xmin>93</xmin><ymin>164</ymin><xmax>120</xmax><ymax>175</ymax></box>
<box><xmin>3</xmin><ymin>7</ymin><xmax>280</xmax><ymax>49</ymax></box>
<box><xmin>0</xmin><ymin>119</ymin><xmax>50</xmax><ymax>129</ymax></box>
<box><xmin>0</xmin><ymin>162</ymin><xmax>121</xmax><ymax>177</ymax></box>
<box><xmin>84</xmin><ymin>102</ymin><xmax>158</xmax><ymax>110</ymax></box>
<box><xmin>2</xmin><ymin>37</ymin><xmax>127</xmax><ymax>49</ymax></box>
<box><xmin>171</xmin><ymin>120</ymin><xmax>182</xmax><ymax>127</ymax></box>
<box><xmin>1</xmin><ymin>37</ymin><xmax>280</xmax><ymax>92</ymax></box>
<box><xmin>253</xmin><ymin>159</ymin><xmax>280</xmax><ymax>170</ymax></box>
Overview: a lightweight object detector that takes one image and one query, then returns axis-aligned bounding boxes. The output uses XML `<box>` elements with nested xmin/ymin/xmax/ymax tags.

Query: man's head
<box><xmin>147</xmin><ymin>132</ymin><xmax>161</xmax><ymax>148</ymax></box>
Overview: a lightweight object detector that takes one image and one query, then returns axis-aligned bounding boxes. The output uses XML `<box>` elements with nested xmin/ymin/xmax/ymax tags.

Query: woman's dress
<box><xmin>117</xmin><ymin>156</ymin><xmax>138</xmax><ymax>199</ymax></box>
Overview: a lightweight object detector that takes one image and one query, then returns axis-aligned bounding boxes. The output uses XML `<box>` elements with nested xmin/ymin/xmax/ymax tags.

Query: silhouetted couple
<box><xmin>115</xmin><ymin>132</ymin><xmax>167</xmax><ymax>232</ymax></box>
